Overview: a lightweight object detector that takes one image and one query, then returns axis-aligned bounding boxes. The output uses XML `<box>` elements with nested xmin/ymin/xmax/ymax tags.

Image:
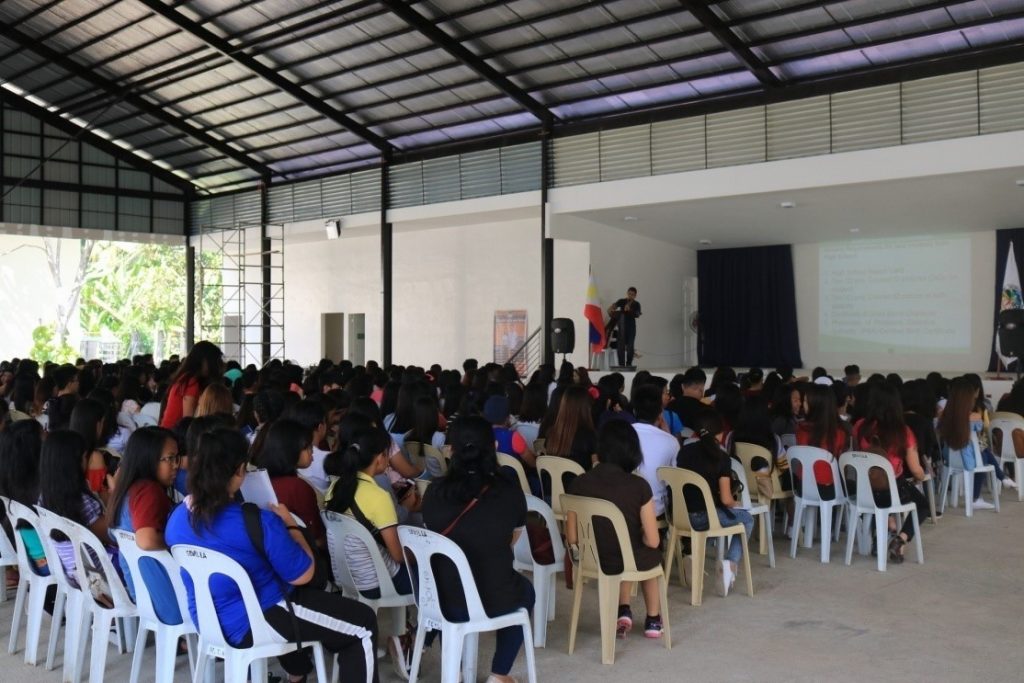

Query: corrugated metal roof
<box><xmin>0</xmin><ymin>0</ymin><xmax>1021</xmax><ymax>194</ymax></box>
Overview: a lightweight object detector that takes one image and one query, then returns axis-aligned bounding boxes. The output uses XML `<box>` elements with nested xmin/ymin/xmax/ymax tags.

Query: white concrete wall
<box><xmin>283</xmin><ymin>197</ymin><xmax>546</xmax><ymax>369</ymax></box>
<box><xmin>552</xmin><ymin>216</ymin><xmax>697</xmax><ymax>368</ymax></box>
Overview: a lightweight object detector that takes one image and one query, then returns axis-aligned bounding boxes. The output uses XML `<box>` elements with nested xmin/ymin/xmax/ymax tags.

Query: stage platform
<box><xmin>589</xmin><ymin>367</ymin><xmax>1018</xmax><ymax>403</ymax></box>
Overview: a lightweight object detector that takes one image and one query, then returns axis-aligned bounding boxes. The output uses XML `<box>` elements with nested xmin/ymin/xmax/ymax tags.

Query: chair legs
<box><xmin>596</xmin><ymin>575</ymin><xmax>618</xmax><ymax>665</ymax></box>
<box><xmin>689</xmin><ymin>533</ymin><xmax>706</xmax><ymax>607</ymax></box>
<box><xmin>22</xmin><ymin>577</ymin><xmax>49</xmax><ymax>665</ymax></box>
<box><xmin>566</xmin><ymin>567</ymin><xmax>585</xmax><ymax>656</ymax></box>
<box><xmin>407</xmin><ymin>624</ymin><xmax>429</xmax><ymax>683</ymax></box>
<box><xmin>738</xmin><ymin>531</ymin><xmax>754</xmax><ymax>597</ymax></box>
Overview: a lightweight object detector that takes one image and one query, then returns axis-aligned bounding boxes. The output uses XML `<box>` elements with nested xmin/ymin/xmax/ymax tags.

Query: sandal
<box><xmin>887</xmin><ymin>535</ymin><xmax>906</xmax><ymax>564</ymax></box>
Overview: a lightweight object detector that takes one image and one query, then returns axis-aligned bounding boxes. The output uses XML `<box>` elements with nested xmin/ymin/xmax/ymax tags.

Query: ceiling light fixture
<box><xmin>699</xmin><ymin>239</ymin><xmax>712</xmax><ymax>245</ymax></box>
<box><xmin>779</xmin><ymin>201</ymin><xmax>797</xmax><ymax>209</ymax></box>
<box><xmin>1016</xmin><ymin>179</ymin><xmax>1024</xmax><ymax>187</ymax></box>
<box><xmin>623</xmin><ymin>216</ymin><xmax>638</xmax><ymax>221</ymax></box>
<box><xmin>850</xmin><ymin>228</ymin><xmax>860</xmax><ymax>233</ymax></box>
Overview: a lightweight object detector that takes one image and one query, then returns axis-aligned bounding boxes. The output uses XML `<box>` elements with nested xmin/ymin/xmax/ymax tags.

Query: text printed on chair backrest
<box><xmin>560</xmin><ymin>494</ymin><xmax>639</xmax><ymax>578</ymax></box>
<box><xmin>396</xmin><ymin>526</ymin><xmax>489</xmax><ymax>628</ymax></box>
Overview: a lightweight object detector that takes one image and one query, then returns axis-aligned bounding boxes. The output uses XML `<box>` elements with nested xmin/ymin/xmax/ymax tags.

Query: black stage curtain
<box><xmin>697</xmin><ymin>244</ymin><xmax>802</xmax><ymax>368</ymax></box>
<box><xmin>989</xmin><ymin>228</ymin><xmax>1024</xmax><ymax>371</ymax></box>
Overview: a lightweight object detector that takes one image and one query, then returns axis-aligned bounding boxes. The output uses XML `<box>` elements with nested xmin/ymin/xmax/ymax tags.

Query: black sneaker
<box><xmin>616</xmin><ymin>605</ymin><xmax>633</xmax><ymax>639</ymax></box>
<box><xmin>643</xmin><ymin>615</ymin><xmax>663</xmax><ymax>639</ymax></box>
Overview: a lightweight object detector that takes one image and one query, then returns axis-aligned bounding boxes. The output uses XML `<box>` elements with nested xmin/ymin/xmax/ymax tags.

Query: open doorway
<box><xmin>321</xmin><ymin>313</ymin><xmax>344</xmax><ymax>362</ymax></box>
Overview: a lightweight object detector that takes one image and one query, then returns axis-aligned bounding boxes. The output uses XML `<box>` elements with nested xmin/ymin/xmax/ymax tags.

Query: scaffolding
<box><xmin>195</xmin><ymin>222</ymin><xmax>284</xmax><ymax>366</ymax></box>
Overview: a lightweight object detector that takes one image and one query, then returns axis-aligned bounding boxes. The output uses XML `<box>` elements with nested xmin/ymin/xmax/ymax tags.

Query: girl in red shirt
<box><xmin>795</xmin><ymin>384</ymin><xmax>850</xmax><ymax>498</ymax></box>
<box><xmin>160</xmin><ymin>341</ymin><xmax>223</xmax><ymax>429</ymax></box>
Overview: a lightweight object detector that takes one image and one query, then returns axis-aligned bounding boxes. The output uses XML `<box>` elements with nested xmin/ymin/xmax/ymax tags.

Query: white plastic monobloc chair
<box><xmin>729</xmin><ymin>460</ymin><xmax>775</xmax><ymax>568</ymax></box>
<box><xmin>112</xmin><ymin>530</ymin><xmax>198</xmax><ymax>683</ymax></box>
<box><xmin>788</xmin><ymin>446</ymin><xmax>848</xmax><ymax>563</ymax></box>
<box><xmin>512</xmin><ymin>495</ymin><xmax>565</xmax><ymax>648</ymax></box>
<box><xmin>54</xmin><ymin>512</ymin><xmax>139</xmax><ymax>683</ymax></box>
<box><xmin>991</xmin><ymin>412</ymin><xmax>1024</xmax><ymax>502</ymax></box>
<box><xmin>497</xmin><ymin>453</ymin><xmax>533</xmax><ymax>495</ymax></box>
<box><xmin>0</xmin><ymin>498</ymin><xmax>19</xmax><ymax>603</ymax></box>
<box><xmin>940</xmin><ymin>432</ymin><xmax>1000</xmax><ymax>517</ymax></box>
<box><xmin>321</xmin><ymin>511</ymin><xmax>415</xmax><ymax>647</ymax></box>
<box><xmin>171</xmin><ymin>544</ymin><xmax>330</xmax><ymax>683</ymax></box>
<box><xmin>6</xmin><ymin>500</ymin><xmax>74</xmax><ymax>672</ymax></box>
<box><xmin>398</xmin><ymin>526</ymin><xmax>538</xmax><ymax>683</ymax></box>
<box><xmin>840</xmin><ymin>451</ymin><xmax>924</xmax><ymax>572</ymax></box>
<box><xmin>535</xmin><ymin>455</ymin><xmax>584</xmax><ymax>523</ymax></box>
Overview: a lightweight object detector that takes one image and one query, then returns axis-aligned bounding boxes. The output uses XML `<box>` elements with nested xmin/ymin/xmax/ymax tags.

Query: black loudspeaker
<box><xmin>551</xmin><ymin>318</ymin><xmax>575</xmax><ymax>354</ymax></box>
<box><xmin>999</xmin><ymin>309</ymin><xmax>1024</xmax><ymax>359</ymax></box>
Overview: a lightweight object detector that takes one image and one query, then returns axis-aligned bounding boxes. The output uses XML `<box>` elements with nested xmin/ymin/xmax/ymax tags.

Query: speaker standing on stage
<box><xmin>609</xmin><ymin>287</ymin><xmax>642</xmax><ymax>367</ymax></box>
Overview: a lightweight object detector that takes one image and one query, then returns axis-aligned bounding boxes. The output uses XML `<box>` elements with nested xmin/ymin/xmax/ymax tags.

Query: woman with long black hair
<box><xmin>421</xmin><ymin>416</ymin><xmax>534</xmax><ymax>683</ymax></box>
<box><xmin>107</xmin><ymin>426</ymin><xmax>181</xmax><ymax>623</ymax></box>
<box><xmin>165</xmin><ymin>427</ymin><xmax>379</xmax><ymax>683</ymax></box>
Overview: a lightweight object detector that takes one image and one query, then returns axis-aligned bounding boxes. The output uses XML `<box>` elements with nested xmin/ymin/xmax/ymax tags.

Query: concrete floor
<box><xmin>1</xmin><ymin>493</ymin><xmax>1022</xmax><ymax>683</ymax></box>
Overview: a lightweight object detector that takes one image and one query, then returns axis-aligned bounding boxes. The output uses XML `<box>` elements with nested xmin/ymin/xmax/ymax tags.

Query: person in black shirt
<box><xmin>608</xmin><ymin>287</ymin><xmax>642</xmax><ymax>367</ymax></box>
<box><xmin>667</xmin><ymin>367</ymin><xmax>706</xmax><ymax>430</ymax></box>
<box><xmin>421</xmin><ymin>416</ymin><xmax>533</xmax><ymax>683</ymax></box>
<box><xmin>675</xmin><ymin>410</ymin><xmax>754</xmax><ymax>598</ymax></box>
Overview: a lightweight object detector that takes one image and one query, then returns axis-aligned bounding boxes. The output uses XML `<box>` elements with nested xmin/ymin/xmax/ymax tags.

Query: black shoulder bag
<box><xmin>241</xmin><ymin>502</ymin><xmax>324</xmax><ymax>651</ymax></box>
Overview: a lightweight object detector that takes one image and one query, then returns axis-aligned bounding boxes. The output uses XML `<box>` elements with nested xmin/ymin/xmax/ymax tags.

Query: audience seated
<box><xmin>852</xmin><ymin>383</ymin><xmax>928</xmax><ymax>562</ymax></box>
<box><xmin>107</xmin><ymin>426</ymin><xmax>182</xmax><ymax>624</ymax></box>
<box><xmin>7</xmin><ymin>348</ymin><xmax>1024</xmax><ymax>681</ymax></box>
<box><xmin>938</xmin><ymin>377</ymin><xmax>1016</xmax><ymax>508</ymax></box>
<box><xmin>630</xmin><ymin>385</ymin><xmax>677</xmax><ymax>519</ymax></box>
<box><xmin>252</xmin><ymin>419</ymin><xmax>326</xmax><ymax>548</ymax></box>
<box><xmin>39</xmin><ymin>429</ymin><xmax>120</xmax><ymax>601</ymax></box>
<box><xmin>166</xmin><ymin>427</ymin><xmax>378</xmax><ymax>683</ymax></box>
<box><xmin>544</xmin><ymin>385</ymin><xmax>597</xmax><ymax>472</ymax></box>
<box><xmin>566</xmin><ymin>420</ymin><xmax>664</xmax><ymax>638</ymax></box>
<box><xmin>422</xmin><ymin>416</ymin><xmax>533</xmax><ymax>683</ymax></box>
<box><xmin>324</xmin><ymin>426</ymin><xmax>412</xmax><ymax>599</ymax></box>
<box><xmin>676</xmin><ymin>410</ymin><xmax>754</xmax><ymax>597</ymax></box>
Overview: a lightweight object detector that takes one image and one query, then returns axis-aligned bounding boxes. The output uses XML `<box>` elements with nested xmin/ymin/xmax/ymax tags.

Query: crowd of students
<box><xmin>0</xmin><ymin>349</ymin><xmax>1020</xmax><ymax>682</ymax></box>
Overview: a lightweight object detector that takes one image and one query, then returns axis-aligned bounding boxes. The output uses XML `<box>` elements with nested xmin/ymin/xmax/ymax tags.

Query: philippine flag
<box><xmin>585</xmin><ymin>272</ymin><xmax>606</xmax><ymax>352</ymax></box>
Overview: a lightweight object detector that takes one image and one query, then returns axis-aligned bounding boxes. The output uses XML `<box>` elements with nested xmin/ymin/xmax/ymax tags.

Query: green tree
<box><xmin>79</xmin><ymin>243</ymin><xmax>221</xmax><ymax>359</ymax></box>
<box><xmin>28</xmin><ymin>323</ymin><xmax>76</xmax><ymax>363</ymax></box>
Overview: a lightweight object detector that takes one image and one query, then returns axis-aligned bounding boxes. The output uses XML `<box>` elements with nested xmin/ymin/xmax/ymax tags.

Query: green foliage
<box><xmin>78</xmin><ymin>243</ymin><xmax>222</xmax><ymax>359</ymax></box>
<box><xmin>29</xmin><ymin>323</ymin><xmax>76</xmax><ymax>363</ymax></box>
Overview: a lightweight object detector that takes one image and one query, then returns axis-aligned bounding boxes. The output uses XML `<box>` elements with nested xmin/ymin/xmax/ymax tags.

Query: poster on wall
<box><xmin>494</xmin><ymin>310</ymin><xmax>528</xmax><ymax>375</ymax></box>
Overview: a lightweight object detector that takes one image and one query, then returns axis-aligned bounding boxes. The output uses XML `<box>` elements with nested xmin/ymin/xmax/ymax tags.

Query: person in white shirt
<box><xmin>286</xmin><ymin>399</ymin><xmax>331</xmax><ymax>492</ymax></box>
<box><xmin>631</xmin><ymin>384</ymin><xmax>678</xmax><ymax>517</ymax></box>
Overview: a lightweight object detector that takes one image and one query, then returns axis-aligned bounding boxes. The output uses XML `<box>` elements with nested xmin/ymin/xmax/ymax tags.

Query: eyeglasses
<box><xmin>159</xmin><ymin>454</ymin><xmax>181</xmax><ymax>466</ymax></box>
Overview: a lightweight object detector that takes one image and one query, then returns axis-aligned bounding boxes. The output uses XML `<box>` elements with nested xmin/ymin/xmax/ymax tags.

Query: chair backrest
<box><xmin>422</xmin><ymin>443</ymin><xmax>448</xmax><ymax>476</ymax></box>
<box><xmin>496</xmin><ymin>452</ymin><xmax>531</xmax><ymax>495</ymax></box>
<box><xmin>838</xmin><ymin>451</ymin><xmax>898</xmax><ymax>510</ymax></box>
<box><xmin>513</xmin><ymin>495</ymin><xmax>566</xmax><ymax>567</ymax></box>
<box><xmin>946</xmin><ymin>432</ymin><xmax>984</xmax><ymax>472</ymax></box>
<box><xmin>679</xmin><ymin>426</ymin><xmax>695</xmax><ymax>439</ymax></box>
<box><xmin>787</xmin><ymin>445</ymin><xmax>840</xmax><ymax>504</ymax></box>
<box><xmin>989</xmin><ymin>412</ymin><xmax>1024</xmax><ymax>460</ymax></box>
<box><xmin>31</xmin><ymin>506</ymin><xmax>85</xmax><ymax>594</ymax></box>
<box><xmin>533</xmin><ymin>438</ymin><xmax>547</xmax><ymax>456</ymax></box>
<box><xmin>397</xmin><ymin>526</ymin><xmax>489</xmax><ymax>629</ymax></box>
<box><xmin>170</xmin><ymin>544</ymin><xmax>285</xmax><ymax>649</ymax></box>
<box><xmin>780</xmin><ymin>433</ymin><xmax>798</xmax><ymax>449</ymax></box>
<box><xmin>111</xmin><ymin>529</ymin><xmax>192</xmax><ymax>628</ymax></box>
<box><xmin>0</xmin><ymin>496</ymin><xmax>19</xmax><ymax>567</ymax></box>
<box><xmin>49</xmin><ymin>510</ymin><xmax>135</xmax><ymax>611</ymax></box>
<box><xmin>733</xmin><ymin>441</ymin><xmax>788</xmax><ymax>502</ymax></box>
<box><xmin>657</xmin><ymin>466</ymin><xmax>731</xmax><ymax>534</ymax></box>
<box><xmin>5</xmin><ymin>499</ymin><xmax>58</xmax><ymax>582</ymax></box>
<box><xmin>728</xmin><ymin>459</ymin><xmax>757</xmax><ymax>510</ymax></box>
<box><xmin>403</xmin><ymin>440</ymin><xmax>427</xmax><ymax>471</ymax></box>
<box><xmin>560</xmin><ymin>494</ymin><xmax>641</xmax><ymax>578</ymax></box>
<box><xmin>321</xmin><ymin>510</ymin><xmax>404</xmax><ymax>601</ymax></box>
<box><xmin>535</xmin><ymin>455</ymin><xmax>584</xmax><ymax>516</ymax></box>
